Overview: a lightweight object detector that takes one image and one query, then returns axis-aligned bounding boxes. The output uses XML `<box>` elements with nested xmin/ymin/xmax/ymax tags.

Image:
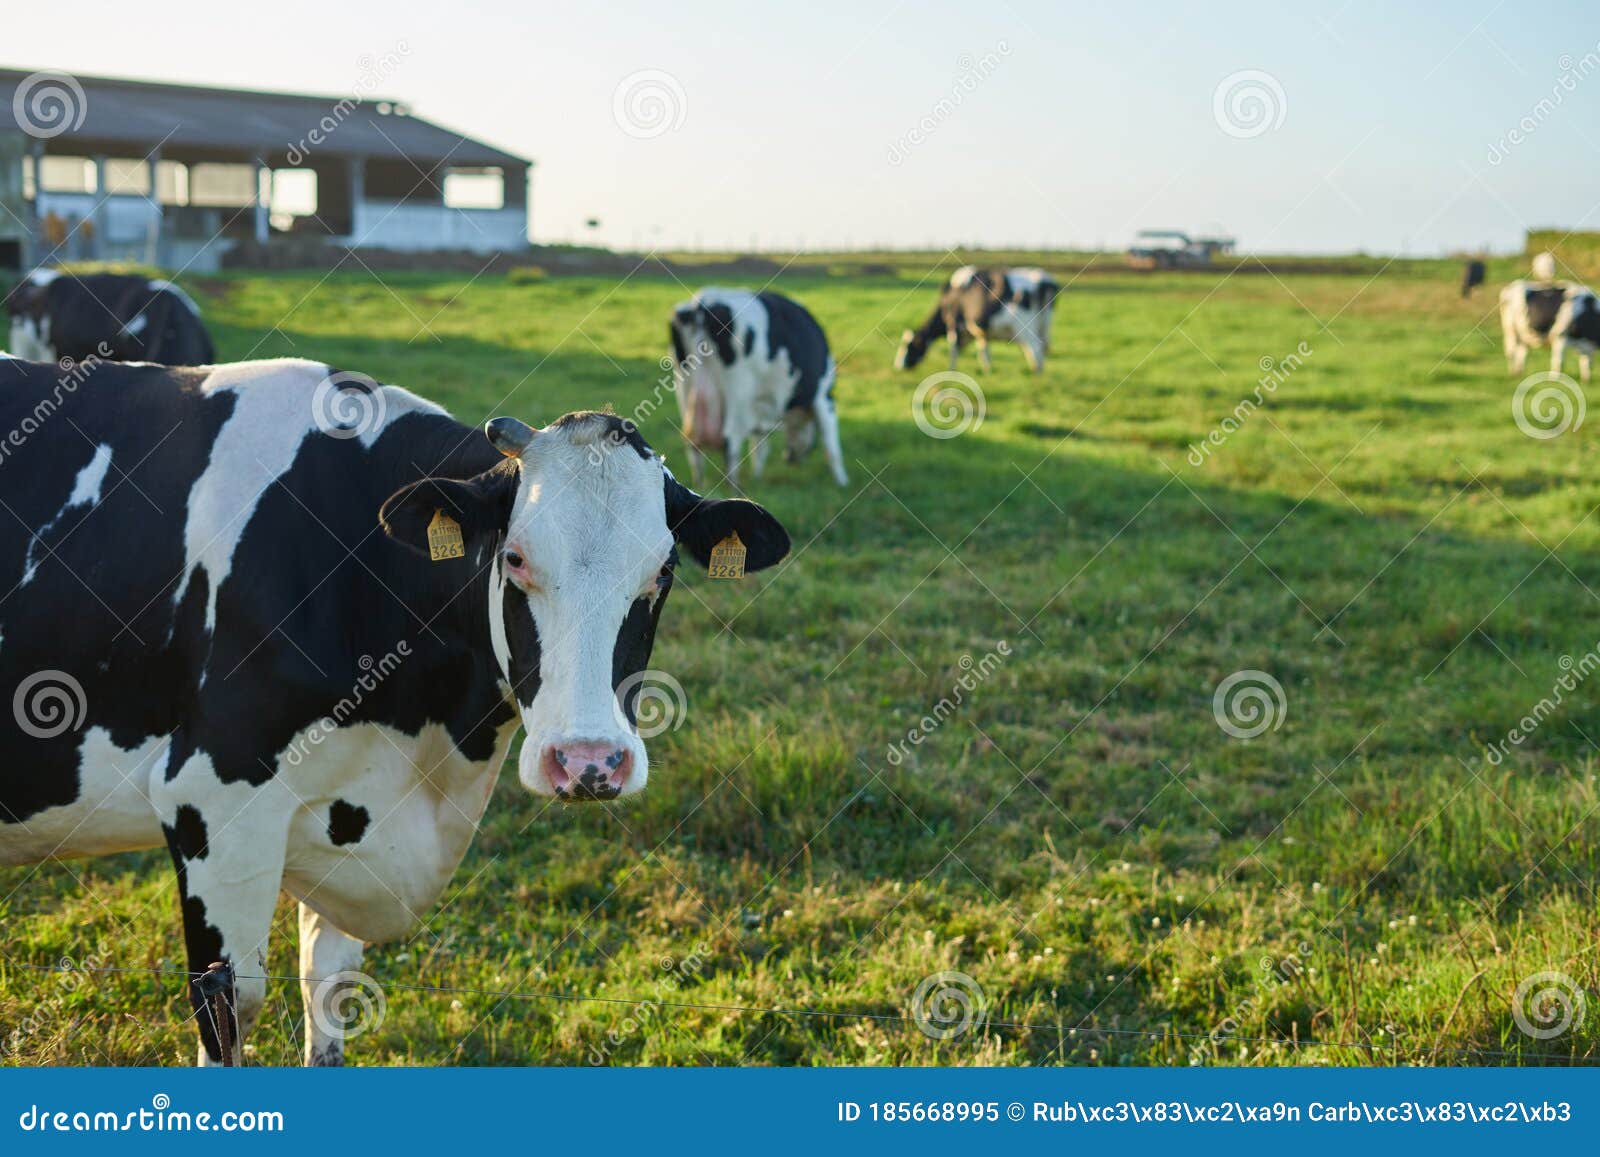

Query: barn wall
<box><xmin>348</xmin><ymin>200</ymin><xmax>528</xmax><ymax>252</ymax></box>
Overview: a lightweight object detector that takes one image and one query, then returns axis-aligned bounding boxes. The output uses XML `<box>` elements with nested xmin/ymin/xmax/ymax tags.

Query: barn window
<box><xmin>155</xmin><ymin>161</ymin><xmax>188</xmax><ymax>206</ymax></box>
<box><xmin>443</xmin><ymin>167</ymin><xmax>505</xmax><ymax>210</ymax></box>
<box><xmin>37</xmin><ymin>157</ymin><xmax>96</xmax><ymax>194</ymax></box>
<box><xmin>104</xmin><ymin>160</ymin><xmax>151</xmax><ymax>195</ymax></box>
<box><xmin>270</xmin><ymin>169</ymin><xmax>318</xmax><ymax>232</ymax></box>
<box><xmin>188</xmin><ymin>163</ymin><xmax>257</xmax><ymax>207</ymax></box>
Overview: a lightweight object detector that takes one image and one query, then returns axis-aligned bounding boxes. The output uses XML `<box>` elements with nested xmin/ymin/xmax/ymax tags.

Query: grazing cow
<box><xmin>1500</xmin><ymin>280</ymin><xmax>1600</xmax><ymax>383</ymax></box>
<box><xmin>6</xmin><ymin>270</ymin><xmax>216</xmax><ymax>366</ymax></box>
<box><xmin>0</xmin><ymin>357</ymin><xmax>788</xmax><ymax>1065</ymax></box>
<box><xmin>1461</xmin><ymin>259</ymin><xmax>1486</xmax><ymax>298</ymax></box>
<box><xmin>895</xmin><ymin>265</ymin><xmax>1059</xmax><ymax>374</ymax></box>
<box><xmin>669</xmin><ymin>287</ymin><xmax>847</xmax><ymax>490</ymax></box>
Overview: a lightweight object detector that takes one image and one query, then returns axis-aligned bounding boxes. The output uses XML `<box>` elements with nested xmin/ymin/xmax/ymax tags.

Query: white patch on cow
<box><xmin>949</xmin><ymin>265</ymin><xmax>979</xmax><ymax>289</ymax></box>
<box><xmin>25</xmin><ymin>269</ymin><xmax>60</xmax><ymax>287</ymax></box>
<box><xmin>0</xmin><ymin>728</ymin><xmax>168</xmax><ymax>866</ymax></box>
<box><xmin>20</xmin><ymin>443</ymin><xmax>114</xmax><ymax>585</ymax></box>
<box><xmin>121</xmin><ymin>313</ymin><xmax>149</xmax><ymax>337</ymax></box>
<box><xmin>177</xmin><ymin>360</ymin><xmax>449</xmax><ymax>635</ymax></box>
<box><xmin>280</xmin><ymin>717</ymin><xmax>518</xmax><ymax>942</ymax></box>
<box><xmin>499</xmin><ymin>417</ymin><xmax>673</xmax><ymax>796</ymax></box>
<box><xmin>8</xmin><ymin>314</ymin><xmax>54</xmax><ymax>363</ymax></box>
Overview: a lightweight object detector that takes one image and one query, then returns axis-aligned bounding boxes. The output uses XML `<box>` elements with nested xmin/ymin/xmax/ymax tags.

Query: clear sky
<box><xmin>9</xmin><ymin>0</ymin><xmax>1599</xmax><ymax>254</ymax></box>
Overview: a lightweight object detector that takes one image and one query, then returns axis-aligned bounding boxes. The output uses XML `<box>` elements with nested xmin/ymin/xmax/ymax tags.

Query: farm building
<box><xmin>0</xmin><ymin>67</ymin><xmax>532</xmax><ymax>272</ymax></box>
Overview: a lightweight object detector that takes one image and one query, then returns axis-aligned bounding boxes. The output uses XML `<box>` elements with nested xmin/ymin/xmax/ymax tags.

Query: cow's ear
<box><xmin>380</xmin><ymin>460</ymin><xmax>518</xmax><ymax>557</ymax></box>
<box><xmin>664</xmin><ymin>470</ymin><xmax>789</xmax><ymax>573</ymax></box>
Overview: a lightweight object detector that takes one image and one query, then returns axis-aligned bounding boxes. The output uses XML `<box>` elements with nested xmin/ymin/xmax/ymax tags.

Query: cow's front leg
<box><xmin>165</xmin><ymin>824</ymin><xmax>286</xmax><ymax>1066</ymax></box>
<box><xmin>814</xmin><ymin>395</ymin><xmax>849</xmax><ymax>486</ymax></box>
<box><xmin>946</xmin><ymin>329</ymin><xmax>962</xmax><ymax>370</ymax></box>
<box><xmin>747</xmin><ymin>430</ymin><xmax>772</xmax><ymax>480</ymax></box>
<box><xmin>1580</xmin><ymin>351</ymin><xmax>1592</xmax><ymax>384</ymax></box>
<box><xmin>298</xmin><ymin>903</ymin><xmax>366</xmax><ymax>1066</ymax></box>
<box><xmin>159</xmin><ymin>763</ymin><xmax>292</xmax><ymax>1066</ymax></box>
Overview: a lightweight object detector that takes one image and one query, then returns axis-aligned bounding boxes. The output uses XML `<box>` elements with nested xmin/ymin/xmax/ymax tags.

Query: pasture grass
<box><xmin>3</xmin><ymin>253</ymin><xmax>1598</xmax><ymax>1066</ymax></box>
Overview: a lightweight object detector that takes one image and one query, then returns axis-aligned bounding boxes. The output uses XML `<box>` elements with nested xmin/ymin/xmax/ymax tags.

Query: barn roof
<box><xmin>0</xmin><ymin>67</ymin><xmax>529</xmax><ymax>168</ymax></box>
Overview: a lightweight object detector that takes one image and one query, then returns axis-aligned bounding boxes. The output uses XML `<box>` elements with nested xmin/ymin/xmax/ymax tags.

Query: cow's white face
<box><xmin>381</xmin><ymin>411</ymin><xmax>790</xmax><ymax>803</ymax></box>
<box><xmin>7</xmin><ymin>313</ymin><xmax>53</xmax><ymax>363</ymax></box>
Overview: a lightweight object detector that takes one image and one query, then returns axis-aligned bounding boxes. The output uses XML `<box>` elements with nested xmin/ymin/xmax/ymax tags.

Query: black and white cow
<box><xmin>895</xmin><ymin>265</ymin><xmax>1059</xmax><ymax>375</ymax></box>
<box><xmin>0</xmin><ymin>356</ymin><xmax>788</xmax><ymax>1065</ymax></box>
<box><xmin>7</xmin><ymin>270</ymin><xmax>216</xmax><ymax>366</ymax></box>
<box><xmin>1500</xmin><ymin>279</ymin><xmax>1600</xmax><ymax>383</ymax></box>
<box><xmin>669</xmin><ymin>288</ymin><xmax>848</xmax><ymax>490</ymax></box>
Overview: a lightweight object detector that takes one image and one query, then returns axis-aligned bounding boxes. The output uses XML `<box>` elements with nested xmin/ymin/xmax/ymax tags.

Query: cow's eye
<box><xmin>504</xmin><ymin>549</ymin><xmax>525</xmax><ymax>570</ymax></box>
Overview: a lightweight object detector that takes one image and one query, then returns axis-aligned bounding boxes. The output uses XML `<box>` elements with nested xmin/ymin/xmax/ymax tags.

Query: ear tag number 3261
<box><xmin>707</xmin><ymin>532</ymin><xmax>746</xmax><ymax>580</ymax></box>
<box><xmin>427</xmin><ymin>509</ymin><xmax>465</xmax><ymax>562</ymax></box>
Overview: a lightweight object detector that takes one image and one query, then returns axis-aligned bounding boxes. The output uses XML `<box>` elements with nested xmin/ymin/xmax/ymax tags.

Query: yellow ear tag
<box><xmin>707</xmin><ymin>531</ymin><xmax>747</xmax><ymax>580</ymax></box>
<box><xmin>427</xmin><ymin>509</ymin><xmax>465</xmax><ymax>562</ymax></box>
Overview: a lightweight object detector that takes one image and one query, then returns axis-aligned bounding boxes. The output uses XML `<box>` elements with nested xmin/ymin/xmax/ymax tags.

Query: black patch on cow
<box><xmin>669</xmin><ymin>322</ymin><xmax>688</xmax><ymax>367</ymax></box>
<box><xmin>171</xmin><ymin>804</ymin><xmax>209</xmax><ymax>860</ymax></box>
<box><xmin>327</xmin><ymin>800</ymin><xmax>370</xmax><ymax>846</ymax></box>
<box><xmin>163</xmin><ymin>822</ymin><xmax>229</xmax><ymax>1062</ymax></box>
<box><xmin>742</xmin><ymin>326</ymin><xmax>755</xmax><ymax>356</ymax></box>
<box><xmin>702</xmin><ymin>304</ymin><xmax>738</xmax><ymax>365</ymax></box>
<box><xmin>1566</xmin><ymin>294</ymin><xmax>1600</xmax><ymax>346</ymax></box>
<box><xmin>545</xmin><ymin>410</ymin><xmax>654</xmax><ymax>460</ymax></box>
<box><xmin>1526</xmin><ymin>287</ymin><xmax>1568</xmax><ymax>335</ymax></box>
<box><xmin>755</xmin><ymin>291</ymin><xmax>833</xmax><ymax>411</ymax></box>
<box><xmin>1461</xmin><ymin>260</ymin><xmax>1486</xmax><ymax>297</ymax></box>
<box><xmin>502</xmin><ymin>587</ymin><xmax>543</xmax><ymax>709</ymax></box>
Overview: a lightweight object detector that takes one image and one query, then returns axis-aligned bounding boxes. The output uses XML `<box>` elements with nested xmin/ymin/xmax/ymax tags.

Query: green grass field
<box><xmin>3</xmin><ymin>253</ymin><xmax>1598</xmax><ymax>1066</ymax></box>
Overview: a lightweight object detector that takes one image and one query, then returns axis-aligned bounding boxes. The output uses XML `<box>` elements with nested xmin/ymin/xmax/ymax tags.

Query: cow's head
<box><xmin>671</xmin><ymin>301</ymin><xmax>739</xmax><ymax>367</ymax></box>
<box><xmin>381</xmin><ymin>411</ymin><xmax>788</xmax><ymax>801</ymax></box>
<box><xmin>894</xmin><ymin>328</ymin><xmax>929</xmax><ymax>370</ymax></box>
<box><xmin>5</xmin><ymin>274</ymin><xmax>53</xmax><ymax>362</ymax></box>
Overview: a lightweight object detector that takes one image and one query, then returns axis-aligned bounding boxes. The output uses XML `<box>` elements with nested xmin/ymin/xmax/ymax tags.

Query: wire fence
<box><xmin>0</xmin><ymin>953</ymin><xmax>1568</xmax><ymax>1065</ymax></box>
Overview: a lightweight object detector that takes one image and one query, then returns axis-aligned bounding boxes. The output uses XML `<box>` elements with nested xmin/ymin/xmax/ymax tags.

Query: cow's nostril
<box><xmin>540</xmin><ymin>742</ymin><xmax>632</xmax><ymax>800</ymax></box>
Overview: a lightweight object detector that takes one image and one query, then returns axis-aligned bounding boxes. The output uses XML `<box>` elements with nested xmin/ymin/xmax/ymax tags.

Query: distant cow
<box><xmin>669</xmin><ymin>287</ymin><xmax>847</xmax><ymax>490</ymax></box>
<box><xmin>0</xmin><ymin>356</ymin><xmax>789</xmax><ymax>1065</ymax></box>
<box><xmin>1461</xmin><ymin>259</ymin><xmax>1486</xmax><ymax>298</ymax></box>
<box><xmin>6</xmin><ymin>270</ymin><xmax>215</xmax><ymax>365</ymax></box>
<box><xmin>1500</xmin><ymin>280</ymin><xmax>1600</xmax><ymax>383</ymax></box>
<box><xmin>895</xmin><ymin>266</ymin><xmax>1059</xmax><ymax>374</ymax></box>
